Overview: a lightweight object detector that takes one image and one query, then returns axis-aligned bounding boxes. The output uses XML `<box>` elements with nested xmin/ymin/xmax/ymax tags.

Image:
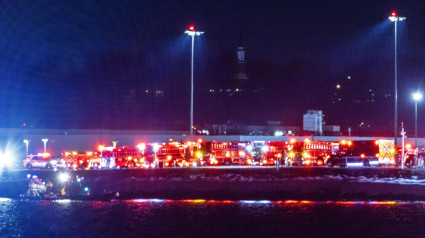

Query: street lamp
<box><xmin>23</xmin><ymin>139</ymin><xmax>29</xmax><ymax>156</ymax></box>
<box><xmin>42</xmin><ymin>138</ymin><xmax>48</xmax><ymax>153</ymax></box>
<box><xmin>413</xmin><ymin>92</ymin><xmax>422</xmax><ymax>149</ymax></box>
<box><xmin>185</xmin><ymin>25</ymin><xmax>204</xmax><ymax>138</ymax></box>
<box><xmin>389</xmin><ymin>11</ymin><xmax>406</xmax><ymax>144</ymax></box>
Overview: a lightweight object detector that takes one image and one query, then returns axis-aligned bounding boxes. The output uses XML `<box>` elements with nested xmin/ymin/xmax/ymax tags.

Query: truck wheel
<box><xmin>26</xmin><ymin>164</ymin><xmax>33</xmax><ymax>170</ymax></box>
<box><xmin>363</xmin><ymin>160</ymin><xmax>370</xmax><ymax>167</ymax></box>
<box><xmin>80</xmin><ymin>164</ymin><xmax>87</xmax><ymax>170</ymax></box>
<box><xmin>327</xmin><ymin>161</ymin><xmax>334</xmax><ymax>168</ymax></box>
<box><xmin>316</xmin><ymin>158</ymin><xmax>324</xmax><ymax>166</ymax></box>
<box><xmin>127</xmin><ymin>161</ymin><xmax>135</xmax><ymax>168</ymax></box>
<box><xmin>46</xmin><ymin>164</ymin><xmax>53</xmax><ymax>170</ymax></box>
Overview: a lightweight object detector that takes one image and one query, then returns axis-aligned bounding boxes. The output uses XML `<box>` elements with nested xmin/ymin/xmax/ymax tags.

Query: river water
<box><xmin>1</xmin><ymin>198</ymin><xmax>425</xmax><ymax>238</ymax></box>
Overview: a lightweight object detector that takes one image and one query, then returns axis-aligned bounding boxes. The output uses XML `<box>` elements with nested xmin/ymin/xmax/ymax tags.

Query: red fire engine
<box><xmin>108</xmin><ymin>145</ymin><xmax>151</xmax><ymax>168</ymax></box>
<box><xmin>62</xmin><ymin>151</ymin><xmax>101</xmax><ymax>169</ymax></box>
<box><xmin>154</xmin><ymin>141</ymin><xmax>187</xmax><ymax>167</ymax></box>
<box><xmin>263</xmin><ymin>141</ymin><xmax>288</xmax><ymax>165</ymax></box>
<box><xmin>287</xmin><ymin>138</ymin><xmax>333</xmax><ymax>166</ymax></box>
<box><xmin>244</xmin><ymin>141</ymin><xmax>285</xmax><ymax>166</ymax></box>
<box><xmin>204</xmin><ymin>141</ymin><xmax>250</xmax><ymax>165</ymax></box>
<box><xmin>152</xmin><ymin>140</ymin><xmax>204</xmax><ymax>168</ymax></box>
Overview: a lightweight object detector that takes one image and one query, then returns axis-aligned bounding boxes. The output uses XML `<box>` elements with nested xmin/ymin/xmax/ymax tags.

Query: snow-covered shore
<box><xmin>2</xmin><ymin>167</ymin><xmax>425</xmax><ymax>200</ymax></box>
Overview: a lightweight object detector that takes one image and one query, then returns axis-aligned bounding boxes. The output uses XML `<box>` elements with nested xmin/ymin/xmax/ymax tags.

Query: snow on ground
<box><xmin>3</xmin><ymin>168</ymin><xmax>425</xmax><ymax>200</ymax></box>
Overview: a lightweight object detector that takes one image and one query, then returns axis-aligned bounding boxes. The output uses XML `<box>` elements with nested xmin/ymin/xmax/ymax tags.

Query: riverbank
<box><xmin>2</xmin><ymin>167</ymin><xmax>425</xmax><ymax>201</ymax></box>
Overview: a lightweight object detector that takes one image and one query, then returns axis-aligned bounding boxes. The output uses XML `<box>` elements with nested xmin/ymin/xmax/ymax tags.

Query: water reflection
<box><xmin>2</xmin><ymin>198</ymin><xmax>425</xmax><ymax>237</ymax></box>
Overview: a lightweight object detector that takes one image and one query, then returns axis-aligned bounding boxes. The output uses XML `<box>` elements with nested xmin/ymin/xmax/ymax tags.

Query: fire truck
<box><xmin>153</xmin><ymin>140</ymin><xmax>205</xmax><ymax>168</ymax></box>
<box><xmin>286</xmin><ymin>138</ymin><xmax>333</xmax><ymax>166</ymax></box>
<box><xmin>245</xmin><ymin>141</ymin><xmax>287</xmax><ymax>166</ymax></box>
<box><xmin>109</xmin><ymin>145</ymin><xmax>151</xmax><ymax>168</ymax></box>
<box><xmin>263</xmin><ymin>141</ymin><xmax>288</xmax><ymax>165</ymax></box>
<box><xmin>203</xmin><ymin>141</ymin><xmax>250</xmax><ymax>165</ymax></box>
<box><xmin>155</xmin><ymin>141</ymin><xmax>186</xmax><ymax>167</ymax></box>
<box><xmin>62</xmin><ymin>151</ymin><xmax>101</xmax><ymax>170</ymax></box>
<box><xmin>326</xmin><ymin>139</ymin><xmax>395</xmax><ymax>167</ymax></box>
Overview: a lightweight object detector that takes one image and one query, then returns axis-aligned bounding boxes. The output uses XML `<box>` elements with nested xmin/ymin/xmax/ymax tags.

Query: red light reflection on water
<box><xmin>124</xmin><ymin>199</ymin><xmax>422</xmax><ymax>205</ymax></box>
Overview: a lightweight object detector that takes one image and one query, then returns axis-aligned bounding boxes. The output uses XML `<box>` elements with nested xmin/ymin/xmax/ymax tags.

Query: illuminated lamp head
<box><xmin>406</xmin><ymin>144</ymin><xmax>412</xmax><ymax>150</ymax></box>
<box><xmin>98</xmin><ymin>145</ymin><xmax>105</xmax><ymax>152</ymax></box>
<box><xmin>137</xmin><ymin>143</ymin><xmax>146</xmax><ymax>151</ymax></box>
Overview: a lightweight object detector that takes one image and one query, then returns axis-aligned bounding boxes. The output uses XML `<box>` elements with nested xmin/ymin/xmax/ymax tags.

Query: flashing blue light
<box><xmin>84</xmin><ymin>187</ymin><xmax>89</xmax><ymax>192</ymax></box>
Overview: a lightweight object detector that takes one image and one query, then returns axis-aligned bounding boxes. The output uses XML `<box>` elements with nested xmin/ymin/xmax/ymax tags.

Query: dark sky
<box><xmin>0</xmin><ymin>0</ymin><xmax>424</xmax><ymax>136</ymax></box>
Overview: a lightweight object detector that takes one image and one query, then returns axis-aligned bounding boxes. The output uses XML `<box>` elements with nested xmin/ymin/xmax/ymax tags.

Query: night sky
<box><xmin>1</xmin><ymin>0</ymin><xmax>425</xmax><ymax>136</ymax></box>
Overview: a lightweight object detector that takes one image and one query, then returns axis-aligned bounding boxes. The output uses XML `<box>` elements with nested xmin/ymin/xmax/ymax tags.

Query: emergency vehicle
<box><xmin>62</xmin><ymin>151</ymin><xmax>101</xmax><ymax>169</ymax></box>
<box><xmin>203</xmin><ymin>141</ymin><xmax>250</xmax><ymax>165</ymax></box>
<box><xmin>153</xmin><ymin>140</ymin><xmax>205</xmax><ymax>168</ymax></box>
<box><xmin>399</xmin><ymin>144</ymin><xmax>419</xmax><ymax>168</ymax></box>
<box><xmin>107</xmin><ymin>145</ymin><xmax>152</xmax><ymax>168</ymax></box>
<box><xmin>24</xmin><ymin>153</ymin><xmax>66</xmax><ymax>170</ymax></box>
<box><xmin>245</xmin><ymin>141</ymin><xmax>286</xmax><ymax>165</ymax></box>
<box><xmin>263</xmin><ymin>141</ymin><xmax>288</xmax><ymax>165</ymax></box>
<box><xmin>286</xmin><ymin>139</ymin><xmax>333</xmax><ymax>166</ymax></box>
<box><xmin>154</xmin><ymin>141</ymin><xmax>187</xmax><ymax>167</ymax></box>
<box><xmin>326</xmin><ymin>139</ymin><xmax>395</xmax><ymax>167</ymax></box>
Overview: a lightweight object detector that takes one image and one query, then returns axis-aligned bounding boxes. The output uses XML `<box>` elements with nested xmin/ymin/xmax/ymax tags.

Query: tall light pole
<box><xmin>23</xmin><ymin>139</ymin><xmax>29</xmax><ymax>156</ymax></box>
<box><xmin>389</xmin><ymin>11</ymin><xmax>406</xmax><ymax>144</ymax></box>
<box><xmin>42</xmin><ymin>138</ymin><xmax>48</xmax><ymax>153</ymax></box>
<box><xmin>185</xmin><ymin>25</ymin><xmax>204</xmax><ymax>138</ymax></box>
<box><xmin>413</xmin><ymin>92</ymin><xmax>422</xmax><ymax>149</ymax></box>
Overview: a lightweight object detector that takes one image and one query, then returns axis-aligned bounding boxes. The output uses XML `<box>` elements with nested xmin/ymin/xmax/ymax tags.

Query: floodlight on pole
<box><xmin>42</xmin><ymin>138</ymin><xmax>48</xmax><ymax>153</ymax></box>
<box><xmin>23</xmin><ymin>139</ymin><xmax>29</xmax><ymax>156</ymax></box>
<box><xmin>388</xmin><ymin>11</ymin><xmax>406</xmax><ymax>145</ymax></box>
<box><xmin>413</xmin><ymin>92</ymin><xmax>422</xmax><ymax>149</ymax></box>
<box><xmin>185</xmin><ymin>25</ymin><xmax>204</xmax><ymax>138</ymax></box>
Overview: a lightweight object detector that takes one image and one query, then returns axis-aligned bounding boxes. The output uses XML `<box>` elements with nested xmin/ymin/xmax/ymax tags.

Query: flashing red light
<box><xmin>391</xmin><ymin>11</ymin><xmax>397</xmax><ymax>16</ymax></box>
<box><xmin>188</xmin><ymin>25</ymin><xmax>195</xmax><ymax>31</ymax></box>
<box><xmin>361</xmin><ymin>154</ymin><xmax>365</xmax><ymax>158</ymax></box>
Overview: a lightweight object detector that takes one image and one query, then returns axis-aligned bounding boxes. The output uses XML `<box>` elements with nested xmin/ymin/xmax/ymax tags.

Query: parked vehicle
<box><xmin>23</xmin><ymin>153</ymin><xmax>66</xmax><ymax>170</ymax></box>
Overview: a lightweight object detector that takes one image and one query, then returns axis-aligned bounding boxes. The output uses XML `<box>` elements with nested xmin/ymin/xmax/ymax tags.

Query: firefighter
<box><xmin>26</xmin><ymin>175</ymin><xmax>47</xmax><ymax>199</ymax></box>
<box><xmin>282</xmin><ymin>150</ymin><xmax>288</xmax><ymax>167</ymax></box>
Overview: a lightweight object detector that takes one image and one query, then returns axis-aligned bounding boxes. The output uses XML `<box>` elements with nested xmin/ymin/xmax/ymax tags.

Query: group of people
<box><xmin>26</xmin><ymin>175</ymin><xmax>52</xmax><ymax>198</ymax></box>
